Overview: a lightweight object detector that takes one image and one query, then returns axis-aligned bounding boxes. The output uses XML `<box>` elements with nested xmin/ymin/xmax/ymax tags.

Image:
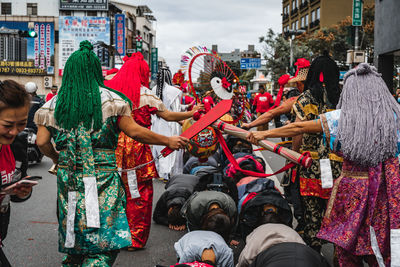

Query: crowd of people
<box><xmin>1</xmin><ymin>40</ymin><xmax>400</xmax><ymax>267</ymax></box>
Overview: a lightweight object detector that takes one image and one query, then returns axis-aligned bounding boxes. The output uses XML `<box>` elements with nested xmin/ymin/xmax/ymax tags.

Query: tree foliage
<box><xmin>260</xmin><ymin>4</ymin><xmax>375</xmax><ymax>79</ymax></box>
<box><xmin>297</xmin><ymin>3</ymin><xmax>375</xmax><ymax>63</ymax></box>
<box><xmin>259</xmin><ymin>28</ymin><xmax>311</xmax><ymax>82</ymax></box>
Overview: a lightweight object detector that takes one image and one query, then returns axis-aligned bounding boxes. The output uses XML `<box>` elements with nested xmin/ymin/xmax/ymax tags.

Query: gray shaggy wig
<box><xmin>337</xmin><ymin>63</ymin><xmax>400</xmax><ymax>166</ymax></box>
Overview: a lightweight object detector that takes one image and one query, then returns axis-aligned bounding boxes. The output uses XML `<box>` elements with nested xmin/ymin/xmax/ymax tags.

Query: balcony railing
<box><xmin>310</xmin><ymin>0</ymin><xmax>319</xmax><ymax>5</ymax></box>
<box><xmin>309</xmin><ymin>19</ymin><xmax>320</xmax><ymax>29</ymax></box>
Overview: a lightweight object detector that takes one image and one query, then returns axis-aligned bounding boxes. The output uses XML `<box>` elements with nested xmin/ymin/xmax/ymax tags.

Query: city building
<box><xmin>0</xmin><ymin>0</ymin><xmax>157</xmax><ymax>95</ymax></box>
<box><xmin>282</xmin><ymin>0</ymin><xmax>374</xmax><ymax>34</ymax></box>
<box><xmin>135</xmin><ymin>5</ymin><xmax>156</xmax><ymax>62</ymax></box>
<box><xmin>0</xmin><ymin>27</ymin><xmax>27</xmax><ymax>61</ymax></box>
<box><xmin>211</xmin><ymin>44</ymin><xmax>260</xmax><ymax>63</ymax></box>
<box><xmin>374</xmin><ymin>0</ymin><xmax>400</xmax><ymax>91</ymax></box>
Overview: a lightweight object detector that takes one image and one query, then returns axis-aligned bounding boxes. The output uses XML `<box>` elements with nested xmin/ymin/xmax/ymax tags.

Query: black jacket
<box><xmin>27</xmin><ymin>95</ymin><xmax>44</xmax><ymax>132</ymax></box>
<box><xmin>250</xmin><ymin>242</ymin><xmax>331</xmax><ymax>267</ymax></box>
<box><xmin>153</xmin><ymin>174</ymin><xmax>200</xmax><ymax>226</ymax></box>
<box><xmin>239</xmin><ymin>189</ymin><xmax>293</xmax><ymax>239</ymax></box>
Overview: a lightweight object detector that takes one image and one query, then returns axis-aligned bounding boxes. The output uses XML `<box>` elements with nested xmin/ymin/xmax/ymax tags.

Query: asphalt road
<box><xmin>3</xmin><ymin>157</ymin><xmax>186</xmax><ymax>267</ymax></box>
<box><xmin>4</xmin><ymin>139</ymin><xmax>334</xmax><ymax>266</ymax></box>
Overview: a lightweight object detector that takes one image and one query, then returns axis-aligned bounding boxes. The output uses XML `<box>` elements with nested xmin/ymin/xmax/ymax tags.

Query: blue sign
<box><xmin>339</xmin><ymin>71</ymin><xmax>347</xmax><ymax>80</ymax></box>
<box><xmin>115</xmin><ymin>14</ymin><xmax>125</xmax><ymax>57</ymax></box>
<box><xmin>151</xmin><ymin>47</ymin><xmax>158</xmax><ymax>80</ymax></box>
<box><xmin>240</xmin><ymin>58</ymin><xmax>261</xmax><ymax>69</ymax></box>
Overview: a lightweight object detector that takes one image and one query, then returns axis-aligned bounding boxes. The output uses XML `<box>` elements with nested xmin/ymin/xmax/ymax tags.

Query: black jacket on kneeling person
<box><xmin>153</xmin><ymin>174</ymin><xmax>200</xmax><ymax>226</ymax></box>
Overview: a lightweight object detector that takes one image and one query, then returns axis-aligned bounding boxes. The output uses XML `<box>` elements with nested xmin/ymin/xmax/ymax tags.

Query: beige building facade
<box><xmin>282</xmin><ymin>0</ymin><xmax>374</xmax><ymax>34</ymax></box>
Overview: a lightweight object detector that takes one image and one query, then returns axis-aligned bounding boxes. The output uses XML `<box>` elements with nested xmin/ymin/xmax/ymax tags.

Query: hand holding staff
<box><xmin>212</xmin><ymin>120</ymin><xmax>312</xmax><ymax>168</ymax></box>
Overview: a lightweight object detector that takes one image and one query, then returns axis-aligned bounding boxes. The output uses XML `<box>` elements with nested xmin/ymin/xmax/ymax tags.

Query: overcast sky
<box><xmin>119</xmin><ymin>0</ymin><xmax>282</xmax><ymax>73</ymax></box>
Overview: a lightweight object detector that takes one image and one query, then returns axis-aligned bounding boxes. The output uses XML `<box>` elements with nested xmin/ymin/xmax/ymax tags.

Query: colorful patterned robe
<box><xmin>318</xmin><ymin>110</ymin><xmax>400</xmax><ymax>266</ymax></box>
<box><xmin>34</xmin><ymin>88</ymin><xmax>132</xmax><ymax>255</ymax></box>
<box><xmin>115</xmin><ymin>86</ymin><xmax>166</xmax><ymax>248</ymax></box>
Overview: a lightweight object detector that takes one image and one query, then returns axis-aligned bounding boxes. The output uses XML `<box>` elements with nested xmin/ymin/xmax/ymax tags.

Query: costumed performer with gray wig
<box><xmin>247</xmin><ymin>63</ymin><xmax>400</xmax><ymax>266</ymax></box>
<box><xmin>35</xmin><ymin>41</ymin><xmax>188</xmax><ymax>266</ymax></box>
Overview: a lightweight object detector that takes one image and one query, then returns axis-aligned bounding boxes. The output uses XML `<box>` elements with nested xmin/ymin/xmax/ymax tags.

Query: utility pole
<box><xmin>286</xmin><ymin>29</ymin><xmax>305</xmax><ymax>74</ymax></box>
<box><xmin>352</xmin><ymin>0</ymin><xmax>363</xmax><ymax>51</ymax></box>
<box><xmin>289</xmin><ymin>38</ymin><xmax>293</xmax><ymax>67</ymax></box>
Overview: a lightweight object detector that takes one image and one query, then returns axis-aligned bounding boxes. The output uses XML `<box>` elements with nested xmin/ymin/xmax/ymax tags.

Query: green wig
<box><xmin>55</xmin><ymin>40</ymin><xmax>131</xmax><ymax>131</ymax></box>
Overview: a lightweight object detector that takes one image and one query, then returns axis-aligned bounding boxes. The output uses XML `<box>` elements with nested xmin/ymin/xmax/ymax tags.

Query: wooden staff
<box><xmin>212</xmin><ymin>120</ymin><xmax>312</xmax><ymax>168</ymax></box>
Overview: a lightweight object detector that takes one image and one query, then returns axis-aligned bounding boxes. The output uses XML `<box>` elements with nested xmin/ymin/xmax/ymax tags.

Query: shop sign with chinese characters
<box><xmin>0</xmin><ymin>21</ymin><xmax>54</xmax><ymax>75</ymax></box>
<box><xmin>59</xmin><ymin>16</ymin><xmax>110</xmax><ymax>75</ymax></box>
<box><xmin>115</xmin><ymin>14</ymin><xmax>125</xmax><ymax>57</ymax></box>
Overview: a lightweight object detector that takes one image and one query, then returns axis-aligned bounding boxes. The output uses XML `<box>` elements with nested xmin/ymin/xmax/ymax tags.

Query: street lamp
<box><xmin>285</xmin><ymin>29</ymin><xmax>305</xmax><ymax>68</ymax></box>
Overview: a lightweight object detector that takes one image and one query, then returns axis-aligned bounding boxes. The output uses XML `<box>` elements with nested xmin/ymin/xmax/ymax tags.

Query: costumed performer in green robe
<box><xmin>35</xmin><ymin>41</ymin><xmax>188</xmax><ymax>266</ymax></box>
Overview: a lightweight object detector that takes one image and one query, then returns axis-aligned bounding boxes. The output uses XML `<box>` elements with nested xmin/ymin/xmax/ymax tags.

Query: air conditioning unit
<box><xmin>346</xmin><ymin>50</ymin><xmax>366</xmax><ymax>64</ymax></box>
<box><xmin>44</xmin><ymin>76</ymin><xmax>52</xmax><ymax>88</ymax></box>
<box><xmin>353</xmin><ymin>51</ymin><xmax>366</xmax><ymax>63</ymax></box>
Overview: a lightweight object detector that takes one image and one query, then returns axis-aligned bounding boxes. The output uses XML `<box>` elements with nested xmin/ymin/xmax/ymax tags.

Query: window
<box><xmin>292</xmin><ymin>0</ymin><xmax>297</xmax><ymax>10</ymax></box>
<box><xmin>27</xmin><ymin>3</ymin><xmax>37</xmax><ymax>16</ymax></box>
<box><xmin>301</xmin><ymin>17</ymin><xmax>305</xmax><ymax>27</ymax></box>
<box><xmin>316</xmin><ymin>8</ymin><xmax>320</xmax><ymax>20</ymax></box>
<box><xmin>295</xmin><ymin>20</ymin><xmax>299</xmax><ymax>30</ymax></box>
<box><xmin>284</xmin><ymin>5</ymin><xmax>289</xmax><ymax>14</ymax></box>
<box><xmin>87</xmin><ymin>11</ymin><xmax>97</xmax><ymax>16</ymax></box>
<box><xmin>311</xmin><ymin>10</ymin><xmax>315</xmax><ymax>21</ymax></box>
<box><xmin>305</xmin><ymin>14</ymin><xmax>309</xmax><ymax>26</ymax></box>
<box><xmin>1</xmin><ymin>3</ymin><xmax>11</xmax><ymax>15</ymax></box>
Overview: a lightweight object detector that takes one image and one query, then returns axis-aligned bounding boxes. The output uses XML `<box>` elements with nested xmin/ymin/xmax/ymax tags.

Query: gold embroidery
<box><xmin>325</xmin><ymin>175</ymin><xmax>343</xmax><ymax>219</ymax></box>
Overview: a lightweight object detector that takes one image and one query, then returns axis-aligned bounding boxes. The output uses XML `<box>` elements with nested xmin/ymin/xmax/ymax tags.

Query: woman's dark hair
<box><xmin>201</xmin><ymin>208</ymin><xmax>232</xmax><ymax>242</ymax></box>
<box><xmin>167</xmin><ymin>205</ymin><xmax>186</xmax><ymax>226</ymax></box>
<box><xmin>258</xmin><ymin>211</ymin><xmax>285</xmax><ymax>227</ymax></box>
<box><xmin>304</xmin><ymin>53</ymin><xmax>341</xmax><ymax>108</ymax></box>
<box><xmin>0</xmin><ymin>80</ymin><xmax>30</xmax><ymax>112</ymax></box>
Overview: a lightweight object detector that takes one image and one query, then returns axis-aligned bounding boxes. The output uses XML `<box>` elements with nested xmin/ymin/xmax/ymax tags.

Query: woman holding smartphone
<box><xmin>0</xmin><ymin>79</ymin><xmax>35</xmax><ymax>266</ymax></box>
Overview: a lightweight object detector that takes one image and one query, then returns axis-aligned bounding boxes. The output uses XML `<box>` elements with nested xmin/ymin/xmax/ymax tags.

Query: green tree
<box><xmin>297</xmin><ymin>4</ymin><xmax>375</xmax><ymax>64</ymax></box>
<box><xmin>239</xmin><ymin>69</ymin><xmax>256</xmax><ymax>90</ymax></box>
<box><xmin>259</xmin><ymin>28</ymin><xmax>311</xmax><ymax>82</ymax></box>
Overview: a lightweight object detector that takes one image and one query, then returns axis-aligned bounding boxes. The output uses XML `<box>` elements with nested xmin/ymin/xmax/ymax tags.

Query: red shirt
<box><xmin>254</xmin><ymin>92</ymin><xmax>274</xmax><ymax>113</ymax></box>
<box><xmin>202</xmin><ymin>96</ymin><xmax>215</xmax><ymax>112</ymax></box>
<box><xmin>46</xmin><ymin>92</ymin><xmax>57</xmax><ymax>102</ymax></box>
<box><xmin>0</xmin><ymin>145</ymin><xmax>15</xmax><ymax>186</ymax></box>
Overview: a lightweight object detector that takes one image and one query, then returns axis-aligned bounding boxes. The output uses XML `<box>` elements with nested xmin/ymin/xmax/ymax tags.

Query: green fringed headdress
<box><xmin>55</xmin><ymin>40</ymin><xmax>131</xmax><ymax>131</ymax></box>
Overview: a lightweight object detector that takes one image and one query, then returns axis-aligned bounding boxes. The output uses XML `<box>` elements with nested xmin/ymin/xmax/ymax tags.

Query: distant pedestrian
<box><xmin>24</xmin><ymin>82</ymin><xmax>44</xmax><ymax>133</ymax></box>
<box><xmin>45</xmin><ymin>85</ymin><xmax>58</xmax><ymax>102</ymax></box>
<box><xmin>202</xmin><ymin>91</ymin><xmax>215</xmax><ymax>113</ymax></box>
<box><xmin>253</xmin><ymin>86</ymin><xmax>273</xmax><ymax>130</ymax></box>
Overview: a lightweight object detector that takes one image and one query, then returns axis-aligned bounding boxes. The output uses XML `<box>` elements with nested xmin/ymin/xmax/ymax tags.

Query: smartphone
<box><xmin>17</xmin><ymin>180</ymin><xmax>39</xmax><ymax>186</ymax></box>
<box><xmin>0</xmin><ymin>175</ymin><xmax>41</xmax><ymax>191</ymax></box>
<box><xmin>23</xmin><ymin>176</ymin><xmax>42</xmax><ymax>181</ymax></box>
<box><xmin>1</xmin><ymin>180</ymin><xmax>38</xmax><ymax>194</ymax></box>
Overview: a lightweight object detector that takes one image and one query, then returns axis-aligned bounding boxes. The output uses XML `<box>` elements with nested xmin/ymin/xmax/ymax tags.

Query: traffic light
<box><xmin>18</xmin><ymin>29</ymin><xmax>37</xmax><ymax>38</ymax></box>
